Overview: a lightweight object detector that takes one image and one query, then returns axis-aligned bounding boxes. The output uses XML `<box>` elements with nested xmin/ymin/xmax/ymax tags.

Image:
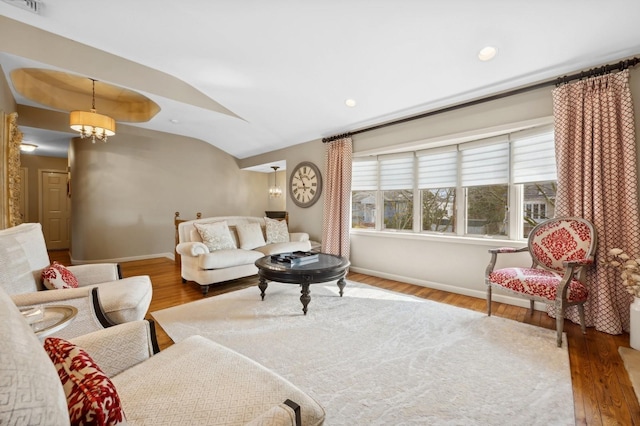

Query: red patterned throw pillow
<box><xmin>44</xmin><ymin>337</ymin><xmax>126</xmax><ymax>426</ymax></box>
<box><xmin>42</xmin><ymin>261</ymin><xmax>79</xmax><ymax>290</ymax></box>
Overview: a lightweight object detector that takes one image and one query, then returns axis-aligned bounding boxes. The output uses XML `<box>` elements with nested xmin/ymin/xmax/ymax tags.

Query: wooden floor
<box><xmin>50</xmin><ymin>251</ymin><xmax>640</xmax><ymax>425</ymax></box>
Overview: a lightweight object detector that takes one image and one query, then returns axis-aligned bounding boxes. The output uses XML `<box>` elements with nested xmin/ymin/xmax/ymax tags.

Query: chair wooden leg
<box><xmin>556</xmin><ymin>303</ymin><xmax>564</xmax><ymax>348</ymax></box>
<box><xmin>577</xmin><ymin>304</ymin><xmax>587</xmax><ymax>335</ymax></box>
<box><xmin>486</xmin><ymin>285</ymin><xmax>492</xmax><ymax>316</ymax></box>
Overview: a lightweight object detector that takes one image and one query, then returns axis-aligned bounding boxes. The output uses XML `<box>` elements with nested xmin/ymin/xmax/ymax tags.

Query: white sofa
<box><xmin>176</xmin><ymin>216</ymin><xmax>311</xmax><ymax>295</ymax></box>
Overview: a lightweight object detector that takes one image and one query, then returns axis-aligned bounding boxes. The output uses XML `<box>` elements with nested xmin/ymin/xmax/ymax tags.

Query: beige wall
<box><xmin>11</xmin><ymin>103</ymin><xmax>273</xmax><ymax>262</ymax></box>
<box><xmin>240</xmin><ymin>139</ymin><xmax>326</xmax><ymax>242</ymax></box>
<box><xmin>68</xmin><ymin>128</ymin><xmax>270</xmax><ymax>262</ymax></box>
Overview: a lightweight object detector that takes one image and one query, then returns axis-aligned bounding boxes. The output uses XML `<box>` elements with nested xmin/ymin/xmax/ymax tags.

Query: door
<box><xmin>40</xmin><ymin>170</ymin><xmax>70</xmax><ymax>250</ymax></box>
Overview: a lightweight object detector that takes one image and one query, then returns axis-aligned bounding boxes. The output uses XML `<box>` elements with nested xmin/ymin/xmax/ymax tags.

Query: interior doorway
<box><xmin>39</xmin><ymin>169</ymin><xmax>70</xmax><ymax>250</ymax></box>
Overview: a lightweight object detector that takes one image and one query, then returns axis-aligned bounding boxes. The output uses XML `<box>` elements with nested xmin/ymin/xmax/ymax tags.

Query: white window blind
<box><xmin>460</xmin><ymin>141</ymin><xmax>509</xmax><ymax>186</ymax></box>
<box><xmin>380</xmin><ymin>155</ymin><xmax>414</xmax><ymax>190</ymax></box>
<box><xmin>417</xmin><ymin>148</ymin><xmax>457</xmax><ymax>188</ymax></box>
<box><xmin>511</xmin><ymin>128</ymin><xmax>556</xmax><ymax>183</ymax></box>
<box><xmin>352</xmin><ymin>159</ymin><xmax>378</xmax><ymax>191</ymax></box>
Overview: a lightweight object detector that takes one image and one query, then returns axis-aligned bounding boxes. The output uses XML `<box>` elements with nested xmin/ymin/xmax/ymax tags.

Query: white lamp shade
<box><xmin>70</xmin><ymin>110</ymin><xmax>116</xmax><ymax>136</ymax></box>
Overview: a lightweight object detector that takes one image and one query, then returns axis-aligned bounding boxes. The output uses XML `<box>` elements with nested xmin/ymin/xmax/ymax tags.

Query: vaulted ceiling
<box><xmin>2</xmin><ymin>1</ymin><xmax>640</xmax><ymax>160</ymax></box>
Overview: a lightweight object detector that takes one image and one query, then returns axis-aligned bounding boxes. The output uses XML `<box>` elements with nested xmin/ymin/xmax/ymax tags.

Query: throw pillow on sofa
<box><xmin>42</xmin><ymin>262</ymin><xmax>79</xmax><ymax>290</ymax></box>
<box><xmin>194</xmin><ymin>221</ymin><xmax>237</xmax><ymax>251</ymax></box>
<box><xmin>44</xmin><ymin>337</ymin><xmax>126</xmax><ymax>426</ymax></box>
<box><xmin>236</xmin><ymin>223</ymin><xmax>266</xmax><ymax>250</ymax></box>
<box><xmin>264</xmin><ymin>217</ymin><xmax>290</xmax><ymax>244</ymax></box>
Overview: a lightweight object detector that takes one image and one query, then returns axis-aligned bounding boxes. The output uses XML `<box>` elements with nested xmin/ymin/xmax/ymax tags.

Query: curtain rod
<box><xmin>322</xmin><ymin>56</ymin><xmax>640</xmax><ymax>143</ymax></box>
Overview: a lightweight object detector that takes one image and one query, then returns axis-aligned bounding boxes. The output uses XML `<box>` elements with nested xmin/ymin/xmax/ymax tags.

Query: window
<box><xmin>523</xmin><ymin>182</ymin><xmax>556</xmax><ymax>237</ymax></box>
<box><xmin>351</xmin><ymin>123</ymin><xmax>556</xmax><ymax>240</ymax></box>
<box><xmin>418</xmin><ymin>148</ymin><xmax>457</xmax><ymax>233</ymax></box>
<box><xmin>380</xmin><ymin>155</ymin><xmax>414</xmax><ymax>230</ymax></box>
<box><xmin>511</xmin><ymin>128</ymin><xmax>557</xmax><ymax>238</ymax></box>
<box><xmin>460</xmin><ymin>138</ymin><xmax>509</xmax><ymax>236</ymax></box>
<box><xmin>351</xmin><ymin>159</ymin><xmax>378</xmax><ymax>229</ymax></box>
<box><xmin>524</xmin><ymin>202</ymin><xmax>546</xmax><ymax>219</ymax></box>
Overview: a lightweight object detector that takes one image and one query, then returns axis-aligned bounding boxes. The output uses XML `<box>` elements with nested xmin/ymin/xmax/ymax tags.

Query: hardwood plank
<box><xmin>53</xmin><ymin>253</ymin><xmax>640</xmax><ymax>425</ymax></box>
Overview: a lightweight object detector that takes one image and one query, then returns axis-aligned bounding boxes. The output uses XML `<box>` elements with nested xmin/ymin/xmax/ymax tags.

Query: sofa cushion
<box><xmin>265</xmin><ymin>217</ymin><xmax>290</xmax><ymax>244</ymax></box>
<box><xmin>194</xmin><ymin>221</ymin><xmax>237</xmax><ymax>251</ymax></box>
<box><xmin>237</xmin><ymin>223</ymin><xmax>267</xmax><ymax>250</ymax></box>
<box><xmin>44</xmin><ymin>337</ymin><xmax>126</xmax><ymax>426</ymax></box>
<box><xmin>42</xmin><ymin>262</ymin><xmax>79</xmax><ymax>290</ymax></box>
<box><xmin>198</xmin><ymin>249</ymin><xmax>264</xmax><ymax>270</ymax></box>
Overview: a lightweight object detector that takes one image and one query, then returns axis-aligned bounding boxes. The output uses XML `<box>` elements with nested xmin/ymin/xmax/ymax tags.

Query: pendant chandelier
<box><xmin>269</xmin><ymin>166</ymin><xmax>283</xmax><ymax>198</ymax></box>
<box><xmin>69</xmin><ymin>78</ymin><xmax>116</xmax><ymax>143</ymax></box>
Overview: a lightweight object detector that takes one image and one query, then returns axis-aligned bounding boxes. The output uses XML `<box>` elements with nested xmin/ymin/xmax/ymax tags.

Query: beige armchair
<box><xmin>0</xmin><ymin>223</ymin><xmax>153</xmax><ymax>338</ymax></box>
<box><xmin>0</xmin><ymin>285</ymin><xmax>325</xmax><ymax>425</ymax></box>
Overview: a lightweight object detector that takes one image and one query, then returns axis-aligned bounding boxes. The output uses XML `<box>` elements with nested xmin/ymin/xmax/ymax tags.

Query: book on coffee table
<box><xmin>271</xmin><ymin>251</ymin><xmax>319</xmax><ymax>265</ymax></box>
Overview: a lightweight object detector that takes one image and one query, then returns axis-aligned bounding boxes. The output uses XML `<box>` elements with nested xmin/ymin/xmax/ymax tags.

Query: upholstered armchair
<box><xmin>485</xmin><ymin>217</ymin><xmax>597</xmax><ymax>347</ymax></box>
<box><xmin>0</xmin><ymin>285</ymin><xmax>325</xmax><ymax>425</ymax></box>
<box><xmin>0</xmin><ymin>223</ymin><xmax>153</xmax><ymax>339</ymax></box>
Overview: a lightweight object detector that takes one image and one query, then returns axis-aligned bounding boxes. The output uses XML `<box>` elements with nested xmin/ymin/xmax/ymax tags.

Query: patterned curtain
<box><xmin>321</xmin><ymin>137</ymin><xmax>353</xmax><ymax>258</ymax></box>
<box><xmin>552</xmin><ymin>69</ymin><xmax>639</xmax><ymax>334</ymax></box>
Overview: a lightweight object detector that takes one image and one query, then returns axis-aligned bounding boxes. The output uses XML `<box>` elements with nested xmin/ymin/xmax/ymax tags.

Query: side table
<box><xmin>21</xmin><ymin>305</ymin><xmax>78</xmax><ymax>338</ymax></box>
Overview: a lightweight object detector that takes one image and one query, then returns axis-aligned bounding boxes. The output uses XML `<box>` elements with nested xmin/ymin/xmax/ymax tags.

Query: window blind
<box><xmin>417</xmin><ymin>149</ymin><xmax>457</xmax><ymax>188</ymax></box>
<box><xmin>460</xmin><ymin>142</ymin><xmax>509</xmax><ymax>186</ymax></box>
<box><xmin>511</xmin><ymin>129</ymin><xmax>556</xmax><ymax>183</ymax></box>
<box><xmin>380</xmin><ymin>155</ymin><xmax>414</xmax><ymax>190</ymax></box>
<box><xmin>352</xmin><ymin>159</ymin><xmax>378</xmax><ymax>191</ymax></box>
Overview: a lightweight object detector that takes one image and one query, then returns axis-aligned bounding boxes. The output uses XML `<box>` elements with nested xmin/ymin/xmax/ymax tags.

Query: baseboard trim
<box><xmin>70</xmin><ymin>252</ymin><xmax>174</xmax><ymax>265</ymax></box>
<box><xmin>349</xmin><ymin>266</ymin><xmax>548</xmax><ymax>312</ymax></box>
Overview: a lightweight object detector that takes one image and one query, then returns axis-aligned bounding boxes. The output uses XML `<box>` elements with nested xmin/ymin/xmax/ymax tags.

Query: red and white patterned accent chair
<box><xmin>485</xmin><ymin>217</ymin><xmax>597</xmax><ymax>347</ymax></box>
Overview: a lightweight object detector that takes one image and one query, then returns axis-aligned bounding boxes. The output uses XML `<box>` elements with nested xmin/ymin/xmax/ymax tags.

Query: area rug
<box><xmin>152</xmin><ymin>281</ymin><xmax>574</xmax><ymax>425</ymax></box>
<box><xmin>619</xmin><ymin>347</ymin><xmax>640</xmax><ymax>404</ymax></box>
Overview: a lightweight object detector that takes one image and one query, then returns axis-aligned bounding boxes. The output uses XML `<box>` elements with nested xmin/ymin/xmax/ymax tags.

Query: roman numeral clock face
<box><xmin>289</xmin><ymin>161</ymin><xmax>323</xmax><ymax>208</ymax></box>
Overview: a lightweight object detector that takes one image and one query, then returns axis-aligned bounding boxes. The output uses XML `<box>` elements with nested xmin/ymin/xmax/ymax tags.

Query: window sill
<box><xmin>349</xmin><ymin>228</ymin><xmax>526</xmax><ymax>247</ymax></box>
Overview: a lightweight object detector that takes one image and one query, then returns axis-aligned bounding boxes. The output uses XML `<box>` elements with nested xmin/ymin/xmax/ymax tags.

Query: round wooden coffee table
<box><xmin>255</xmin><ymin>253</ymin><xmax>350</xmax><ymax>315</ymax></box>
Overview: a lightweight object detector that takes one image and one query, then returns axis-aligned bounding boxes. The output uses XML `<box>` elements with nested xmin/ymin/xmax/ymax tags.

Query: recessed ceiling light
<box><xmin>478</xmin><ymin>46</ymin><xmax>498</xmax><ymax>61</ymax></box>
<box><xmin>345</xmin><ymin>99</ymin><xmax>357</xmax><ymax>107</ymax></box>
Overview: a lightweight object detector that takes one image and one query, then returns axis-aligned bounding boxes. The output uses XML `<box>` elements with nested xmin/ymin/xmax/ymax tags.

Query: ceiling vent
<box><xmin>2</xmin><ymin>0</ymin><xmax>42</xmax><ymax>14</ymax></box>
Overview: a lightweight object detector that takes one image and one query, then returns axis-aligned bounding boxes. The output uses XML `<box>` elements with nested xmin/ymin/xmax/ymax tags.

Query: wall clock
<box><xmin>289</xmin><ymin>161</ymin><xmax>323</xmax><ymax>208</ymax></box>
